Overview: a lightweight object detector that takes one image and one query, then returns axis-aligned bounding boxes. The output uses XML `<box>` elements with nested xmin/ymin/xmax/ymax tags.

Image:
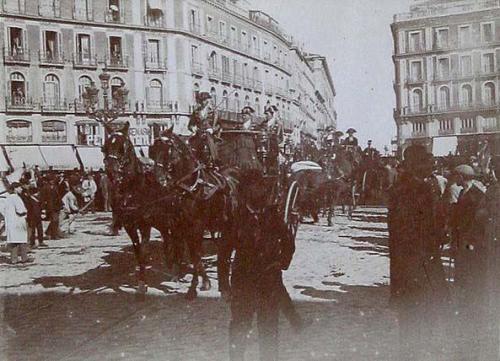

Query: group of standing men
<box><xmin>388</xmin><ymin>144</ymin><xmax>500</xmax><ymax>360</ymax></box>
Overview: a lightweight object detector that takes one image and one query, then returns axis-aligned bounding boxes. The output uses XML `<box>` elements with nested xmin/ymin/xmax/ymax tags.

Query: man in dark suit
<box><xmin>450</xmin><ymin>164</ymin><xmax>488</xmax><ymax>359</ymax></box>
<box><xmin>229</xmin><ymin>172</ymin><xmax>300</xmax><ymax>361</ymax></box>
<box><xmin>388</xmin><ymin>144</ymin><xmax>449</xmax><ymax>360</ymax></box>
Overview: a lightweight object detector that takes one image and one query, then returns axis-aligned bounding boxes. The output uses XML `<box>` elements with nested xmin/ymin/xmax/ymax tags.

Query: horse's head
<box><xmin>102</xmin><ymin>122</ymin><xmax>137</xmax><ymax>185</ymax></box>
<box><xmin>151</xmin><ymin>127</ymin><xmax>195</xmax><ymax>188</ymax></box>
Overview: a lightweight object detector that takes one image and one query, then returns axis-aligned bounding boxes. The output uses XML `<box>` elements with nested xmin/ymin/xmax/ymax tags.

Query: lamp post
<box><xmin>81</xmin><ymin>71</ymin><xmax>129</xmax><ymax>140</ymax></box>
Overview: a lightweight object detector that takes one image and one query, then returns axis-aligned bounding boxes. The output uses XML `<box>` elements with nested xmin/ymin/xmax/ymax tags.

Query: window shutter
<box><xmin>25</xmin><ymin>80</ymin><xmax>29</xmax><ymax>103</ymax></box>
<box><xmin>8</xmin><ymin>80</ymin><xmax>12</xmax><ymax>103</ymax></box>
<box><xmin>57</xmin><ymin>31</ymin><xmax>63</xmax><ymax>59</ymax></box>
<box><xmin>42</xmin><ymin>31</ymin><xmax>46</xmax><ymax>54</ymax></box>
<box><xmin>43</xmin><ymin>81</ymin><xmax>47</xmax><ymax>104</ymax></box>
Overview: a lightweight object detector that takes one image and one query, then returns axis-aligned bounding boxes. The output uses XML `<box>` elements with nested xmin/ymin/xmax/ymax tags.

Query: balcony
<box><xmin>72</xmin><ymin>5</ymin><xmax>93</xmax><ymax>21</ymax></box>
<box><xmin>438</xmin><ymin>128</ymin><xmax>455</xmax><ymax>136</ymax></box>
<box><xmin>253</xmin><ymin>79</ymin><xmax>263</xmax><ymax>92</ymax></box>
<box><xmin>105</xmin><ymin>55</ymin><xmax>129</xmax><ymax>70</ymax></box>
<box><xmin>3</xmin><ymin>47</ymin><xmax>30</xmax><ymax>65</ymax></box>
<box><xmin>405</xmin><ymin>76</ymin><xmax>425</xmax><ymax>84</ymax></box>
<box><xmin>233</xmin><ymin>74</ymin><xmax>242</xmax><ymax>86</ymax></box>
<box><xmin>144</xmin><ymin>15</ymin><xmax>165</xmax><ymax>28</ymax></box>
<box><xmin>6</xmin><ymin>97</ymin><xmax>34</xmax><ymax>112</ymax></box>
<box><xmin>222</xmin><ymin>71</ymin><xmax>232</xmax><ymax>83</ymax></box>
<box><xmin>242</xmin><ymin>77</ymin><xmax>252</xmax><ymax>89</ymax></box>
<box><xmin>38</xmin><ymin>4</ymin><xmax>60</xmax><ymax>17</ymax></box>
<box><xmin>265</xmin><ymin>85</ymin><xmax>274</xmax><ymax>96</ymax></box>
<box><xmin>146</xmin><ymin>100</ymin><xmax>176</xmax><ymax>113</ymax></box>
<box><xmin>105</xmin><ymin>10</ymin><xmax>124</xmax><ymax>24</ymax></box>
<box><xmin>2</xmin><ymin>0</ymin><xmax>26</xmax><ymax>14</ymax></box>
<box><xmin>208</xmin><ymin>67</ymin><xmax>221</xmax><ymax>81</ymax></box>
<box><xmin>460</xmin><ymin>126</ymin><xmax>477</xmax><ymax>134</ymax></box>
<box><xmin>39</xmin><ymin>51</ymin><xmax>65</xmax><ymax>66</ymax></box>
<box><xmin>41</xmin><ymin>99</ymin><xmax>69</xmax><ymax>113</ymax></box>
<box><xmin>433</xmin><ymin>72</ymin><xmax>451</xmax><ymax>81</ymax></box>
<box><xmin>191</xmin><ymin>62</ymin><xmax>204</xmax><ymax>77</ymax></box>
<box><xmin>73</xmin><ymin>54</ymin><xmax>98</xmax><ymax>69</ymax></box>
<box><xmin>397</xmin><ymin>106</ymin><xmax>430</xmax><ymax>116</ymax></box>
<box><xmin>411</xmin><ymin>130</ymin><xmax>428</xmax><ymax>138</ymax></box>
<box><xmin>483</xmin><ymin>124</ymin><xmax>500</xmax><ymax>132</ymax></box>
<box><xmin>145</xmin><ymin>58</ymin><xmax>168</xmax><ymax>72</ymax></box>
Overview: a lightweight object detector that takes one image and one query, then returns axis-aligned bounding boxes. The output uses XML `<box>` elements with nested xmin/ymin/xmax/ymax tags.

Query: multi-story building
<box><xmin>392</xmin><ymin>0</ymin><xmax>500</xmax><ymax>156</ymax></box>
<box><xmin>0</xmin><ymin>0</ymin><xmax>336</xmax><ymax>170</ymax></box>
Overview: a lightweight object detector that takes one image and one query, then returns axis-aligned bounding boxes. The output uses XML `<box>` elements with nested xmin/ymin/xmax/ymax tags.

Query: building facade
<box><xmin>392</xmin><ymin>0</ymin><xmax>500</xmax><ymax>155</ymax></box>
<box><xmin>0</xmin><ymin>0</ymin><xmax>336</xmax><ymax>167</ymax></box>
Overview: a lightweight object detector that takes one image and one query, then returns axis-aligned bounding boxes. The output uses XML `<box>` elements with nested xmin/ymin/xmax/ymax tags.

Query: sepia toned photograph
<box><xmin>0</xmin><ymin>0</ymin><xmax>499</xmax><ymax>360</ymax></box>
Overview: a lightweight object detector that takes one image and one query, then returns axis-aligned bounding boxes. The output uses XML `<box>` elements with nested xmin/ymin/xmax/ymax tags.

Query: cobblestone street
<box><xmin>0</xmin><ymin>207</ymin><xmax>400</xmax><ymax>361</ymax></box>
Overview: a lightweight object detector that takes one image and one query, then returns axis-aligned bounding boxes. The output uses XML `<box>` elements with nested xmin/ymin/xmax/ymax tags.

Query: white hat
<box><xmin>454</xmin><ymin>164</ymin><xmax>475</xmax><ymax>177</ymax></box>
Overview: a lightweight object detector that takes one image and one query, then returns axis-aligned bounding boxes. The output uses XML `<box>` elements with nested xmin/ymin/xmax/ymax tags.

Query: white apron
<box><xmin>3</xmin><ymin>193</ymin><xmax>28</xmax><ymax>244</ymax></box>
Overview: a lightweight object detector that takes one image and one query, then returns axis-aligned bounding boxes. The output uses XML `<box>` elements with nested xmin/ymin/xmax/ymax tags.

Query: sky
<box><xmin>249</xmin><ymin>0</ymin><xmax>414</xmax><ymax>149</ymax></box>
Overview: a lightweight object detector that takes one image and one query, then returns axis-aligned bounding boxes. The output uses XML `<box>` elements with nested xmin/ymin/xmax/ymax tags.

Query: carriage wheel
<box><xmin>284</xmin><ymin>181</ymin><xmax>300</xmax><ymax>241</ymax></box>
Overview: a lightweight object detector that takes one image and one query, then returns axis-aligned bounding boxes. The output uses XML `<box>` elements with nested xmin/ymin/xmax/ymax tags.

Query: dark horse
<box><xmin>102</xmin><ymin>122</ymin><xmax>200</xmax><ymax>296</ymax></box>
<box><xmin>150</xmin><ymin>128</ymin><xmax>239</xmax><ymax>299</ymax></box>
<box><xmin>293</xmin><ymin>147</ymin><xmax>358</xmax><ymax>226</ymax></box>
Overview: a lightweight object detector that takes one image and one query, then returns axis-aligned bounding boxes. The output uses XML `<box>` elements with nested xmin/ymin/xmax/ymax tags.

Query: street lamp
<box><xmin>82</xmin><ymin>71</ymin><xmax>129</xmax><ymax>136</ymax></box>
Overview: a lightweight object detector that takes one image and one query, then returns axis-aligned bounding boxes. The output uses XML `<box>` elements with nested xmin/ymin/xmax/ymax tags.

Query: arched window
<box><xmin>439</xmin><ymin>86</ymin><xmax>450</xmax><ymax>109</ymax></box>
<box><xmin>6</xmin><ymin>119</ymin><xmax>32</xmax><ymax>143</ymax></box>
<box><xmin>411</xmin><ymin>89</ymin><xmax>423</xmax><ymax>112</ymax></box>
<box><xmin>209</xmin><ymin>87</ymin><xmax>217</xmax><ymax>106</ymax></box>
<box><xmin>78</xmin><ymin>75</ymin><xmax>92</xmax><ymax>101</ymax></box>
<box><xmin>234</xmin><ymin>92</ymin><xmax>240</xmax><ymax>112</ymax></box>
<box><xmin>245</xmin><ymin>95</ymin><xmax>250</xmax><ymax>107</ymax></box>
<box><xmin>461</xmin><ymin>84</ymin><xmax>473</xmax><ymax>107</ymax></box>
<box><xmin>111</xmin><ymin>77</ymin><xmax>125</xmax><ymax>106</ymax></box>
<box><xmin>255</xmin><ymin>97</ymin><xmax>260</xmax><ymax>114</ymax></box>
<box><xmin>147</xmin><ymin>79</ymin><xmax>163</xmax><ymax>107</ymax></box>
<box><xmin>42</xmin><ymin>120</ymin><xmax>67</xmax><ymax>143</ymax></box>
<box><xmin>222</xmin><ymin>90</ymin><xmax>228</xmax><ymax>110</ymax></box>
<box><xmin>43</xmin><ymin>74</ymin><xmax>60</xmax><ymax>107</ymax></box>
<box><xmin>10</xmin><ymin>72</ymin><xmax>26</xmax><ymax>105</ymax></box>
<box><xmin>484</xmin><ymin>82</ymin><xmax>496</xmax><ymax>105</ymax></box>
<box><xmin>209</xmin><ymin>51</ymin><xmax>217</xmax><ymax>71</ymax></box>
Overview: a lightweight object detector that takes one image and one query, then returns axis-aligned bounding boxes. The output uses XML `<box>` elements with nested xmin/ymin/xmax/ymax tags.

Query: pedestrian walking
<box><xmin>229</xmin><ymin>172</ymin><xmax>300</xmax><ymax>361</ymax></box>
<box><xmin>61</xmin><ymin>187</ymin><xmax>79</xmax><ymax>234</ymax></box>
<box><xmin>81</xmin><ymin>173</ymin><xmax>97</xmax><ymax>213</ymax></box>
<box><xmin>42</xmin><ymin>179</ymin><xmax>63</xmax><ymax>240</ymax></box>
<box><xmin>450</xmin><ymin>164</ymin><xmax>489</xmax><ymax>360</ymax></box>
<box><xmin>388</xmin><ymin>144</ymin><xmax>449</xmax><ymax>361</ymax></box>
<box><xmin>26</xmin><ymin>187</ymin><xmax>46</xmax><ymax>248</ymax></box>
<box><xmin>0</xmin><ymin>183</ymin><xmax>32</xmax><ymax>264</ymax></box>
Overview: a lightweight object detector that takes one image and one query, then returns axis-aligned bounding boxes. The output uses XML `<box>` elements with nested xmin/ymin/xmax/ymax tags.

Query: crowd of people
<box><xmin>0</xmin><ymin>168</ymin><xmax>112</xmax><ymax>264</ymax></box>
<box><xmin>388</xmin><ymin>144</ymin><xmax>500</xmax><ymax>360</ymax></box>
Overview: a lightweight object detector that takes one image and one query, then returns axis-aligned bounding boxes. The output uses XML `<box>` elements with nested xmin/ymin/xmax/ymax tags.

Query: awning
<box><xmin>75</xmin><ymin>146</ymin><xmax>105</xmax><ymax>171</ymax></box>
<box><xmin>432</xmin><ymin>136</ymin><xmax>458</xmax><ymax>157</ymax></box>
<box><xmin>39</xmin><ymin>145</ymin><xmax>81</xmax><ymax>171</ymax></box>
<box><xmin>3</xmin><ymin>145</ymin><xmax>48</xmax><ymax>170</ymax></box>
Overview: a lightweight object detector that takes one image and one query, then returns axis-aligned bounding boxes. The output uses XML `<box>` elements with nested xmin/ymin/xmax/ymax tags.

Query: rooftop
<box><xmin>393</xmin><ymin>0</ymin><xmax>500</xmax><ymax>22</ymax></box>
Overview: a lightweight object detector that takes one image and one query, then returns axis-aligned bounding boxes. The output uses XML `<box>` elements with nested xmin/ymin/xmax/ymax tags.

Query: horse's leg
<box><xmin>217</xmin><ymin>227</ymin><xmax>234</xmax><ymax>300</ymax></box>
<box><xmin>126</xmin><ymin>225</ymin><xmax>147</xmax><ymax>294</ymax></box>
<box><xmin>185</xmin><ymin>225</ymin><xmax>202</xmax><ymax>300</ymax></box>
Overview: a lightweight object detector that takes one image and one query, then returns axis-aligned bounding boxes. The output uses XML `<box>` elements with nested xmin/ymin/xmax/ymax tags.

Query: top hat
<box><xmin>346</xmin><ymin>128</ymin><xmax>357</xmax><ymax>134</ymax></box>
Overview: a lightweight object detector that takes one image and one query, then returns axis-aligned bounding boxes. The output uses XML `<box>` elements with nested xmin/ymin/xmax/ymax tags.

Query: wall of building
<box><xmin>0</xmin><ymin>0</ymin><xmax>336</xmax><ymax>150</ymax></box>
<box><xmin>392</xmin><ymin>0</ymin><xmax>500</xmax><ymax>152</ymax></box>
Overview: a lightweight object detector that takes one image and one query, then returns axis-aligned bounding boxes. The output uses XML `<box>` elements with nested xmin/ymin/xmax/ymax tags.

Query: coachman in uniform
<box><xmin>188</xmin><ymin>91</ymin><xmax>219</xmax><ymax>168</ymax></box>
<box><xmin>388</xmin><ymin>144</ymin><xmax>449</xmax><ymax>360</ymax></box>
<box><xmin>342</xmin><ymin>128</ymin><xmax>359</xmax><ymax>149</ymax></box>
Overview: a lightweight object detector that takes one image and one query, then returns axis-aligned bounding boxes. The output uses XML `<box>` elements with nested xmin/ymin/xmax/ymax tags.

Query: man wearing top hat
<box><xmin>188</xmin><ymin>91</ymin><xmax>219</xmax><ymax>167</ymax></box>
<box><xmin>264</xmin><ymin>105</ymin><xmax>283</xmax><ymax>175</ymax></box>
<box><xmin>241</xmin><ymin>105</ymin><xmax>258</xmax><ymax>130</ymax></box>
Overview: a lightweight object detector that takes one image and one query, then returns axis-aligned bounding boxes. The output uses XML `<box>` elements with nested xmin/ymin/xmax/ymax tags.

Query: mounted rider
<box><xmin>342</xmin><ymin>128</ymin><xmax>359</xmax><ymax>150</ymax></box>
<box><xmin>188</xmin><ymin>92</ymin><xmax>219</xmax><ymax>169</ymax></box>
